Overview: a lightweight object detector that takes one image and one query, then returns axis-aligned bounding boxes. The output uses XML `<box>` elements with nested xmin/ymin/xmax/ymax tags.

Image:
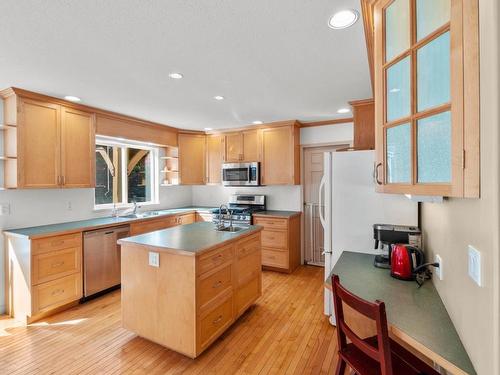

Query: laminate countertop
<box><xmin>253</xmin><ymin>210</ymin><xmax>301</xmax><ymax>218</ymax></box>
<box><xmin>3</xmin><ymin>207</ymin><xmax>216</xmax><ymax>239</ymax></box>
<box><xmin>325</xmin><ymin>252</ymin><xmax>475</xmax><ymax>375</ymax></box>
<box><xmin>118</xmin><ymin>222</ymin><xmax>262</xmax><ymax>256</ymax></box>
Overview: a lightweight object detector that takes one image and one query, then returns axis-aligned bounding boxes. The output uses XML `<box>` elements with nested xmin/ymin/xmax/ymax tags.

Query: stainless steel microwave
<box><xmin>222</xmin><ymin>162</ymin><xmax>260</xmax><ymax>186</ymax></box>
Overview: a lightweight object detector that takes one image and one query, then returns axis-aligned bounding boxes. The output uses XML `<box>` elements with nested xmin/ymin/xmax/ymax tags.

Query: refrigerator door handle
<box><xmin>318</xmin><ymin>175</ymin><xmax>326</xmax><ymax>228</ymax></box>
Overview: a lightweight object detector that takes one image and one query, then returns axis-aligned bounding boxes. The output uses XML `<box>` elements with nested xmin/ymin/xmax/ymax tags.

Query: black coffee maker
<box><xmin>373</xmin><ymin>224</ymin><xmax>422</xmax><ymax>269</ymax></box>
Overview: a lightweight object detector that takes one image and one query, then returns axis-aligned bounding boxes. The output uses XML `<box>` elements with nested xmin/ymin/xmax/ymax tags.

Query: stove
<box><xmin>211</xmin><ymin>194</ymin><xmax>266</xmax><ymax>226</ymax></box>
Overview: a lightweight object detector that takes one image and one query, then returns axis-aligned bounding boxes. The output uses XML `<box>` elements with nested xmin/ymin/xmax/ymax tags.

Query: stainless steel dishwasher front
<box><xmin>83</xmin><ymin>225</ymin><xmax>130</xmax><ymax>298</ymax></box>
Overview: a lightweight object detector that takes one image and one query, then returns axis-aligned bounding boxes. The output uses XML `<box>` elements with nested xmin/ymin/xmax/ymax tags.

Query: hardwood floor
<box><xmin>0</xmin><ymin>266</ymin><xmax>338</xmax><ymax>375</ymax></box>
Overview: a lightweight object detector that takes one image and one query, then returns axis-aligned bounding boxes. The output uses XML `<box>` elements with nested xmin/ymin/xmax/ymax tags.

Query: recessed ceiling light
<box><xmin>328</xmin><ymin>10</ymin><xmax>359</xmax><ymax>29</ymax></box>
<box><xmin>252</xmin><ymin>121</ymin><xmax>263</xmax><ymax>125</ymax></box>
<box><xmin>64</xmin><ymin>95</ymin><xmax>81</xmax><ymax>102</ymax></box>
<box><xmin>214</xmin><ymin>95</ymin><xmax>225</xmax><ymax>101</ymax></box>
<box><xmin>204</xmin><ymin>127</ymin><xmax>213</xmax><ymax>131</ymax></box>
<box><xmin>337</xmin><ymin>108</ymin><xmax>351</xmax><ymax>114</ymax></box>
<box><xmin>168</xmin><ymin>72</ymin><xmax>183</xmax><ymax>79</ymax></box>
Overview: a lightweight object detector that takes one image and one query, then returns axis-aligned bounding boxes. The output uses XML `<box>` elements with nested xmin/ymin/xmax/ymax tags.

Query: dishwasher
<box><xmin>83</xmin><ymin>225</ymin><xmax>130</xmax><ymax>298</ymax></box>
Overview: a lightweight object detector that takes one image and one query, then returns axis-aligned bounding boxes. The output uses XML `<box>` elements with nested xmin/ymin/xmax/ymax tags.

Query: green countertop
<box><xmin>3</xmin><ymin>206</ymin><xmax>216</xmax><ymax>239</ymax></box>
<box><xmin>118</xmin><ymin>222</ymin><xmax>262</xmax><ymax>255</ymax></box>
<box><xmin>325</xmin><ymin>252</ymin><xmax>475</xmax><ymax>375</ymax></box>
<box><xmin>253</xmin><ymin>210</ymin><xmax>301</xmax><ymax>218</ymax></box>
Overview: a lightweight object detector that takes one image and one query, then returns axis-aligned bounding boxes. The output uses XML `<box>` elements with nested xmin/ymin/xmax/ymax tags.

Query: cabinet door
<box><xmin>18</xmin><ymin>99</ymin><xmax>61</xmax><ymax>188</ymax></box>
<box><xmin>206</xmin><ymin>135</ymin><xmax>224</xmax><ymax>184</ymax></box>
<box><xmin>242</xmin><ymin>130</ymin><xmax>259</xmax><ymax>161</ymax></box>
<box><xmin>261</xmin><ymin>126</ymin><xmax>294</xmax><ymax>185</ymax></box>
<box><xmin>178</xmin><ymin>134</ymin><xmax>206</xmax><ymax>185</ymax></box>
<box><xmin>225</xmin><ymin>133</ymin><xmax>242</xmax><ymax>162</ymax></box>
<box><xmin>61</xmin><ymin>107</ymin><xmax>96</xmax><ymax>188</ymax></box>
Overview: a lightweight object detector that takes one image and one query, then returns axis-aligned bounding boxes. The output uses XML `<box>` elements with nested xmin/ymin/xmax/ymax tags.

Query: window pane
<box><xmin>127</xmin><ymin>148</ymin><xmax>152</xmax><ymax>203</ymax></box>
<box><xmin>417</xmin><ymin>111</ymin><xmax>451</xmax><ymax>183</ymax></box>
<box><xmin>417</xmin><ymin>32</ymin><xmax>450</xmax><ymax>111</ymax></box>
<box><xmin>95</xmin><ymin>145</ymin><xmax>122</xmax><ymax>205</ymax></box>
<box><xmin>416</xmin><ymin>0</ymin><xmax>450</xmax><ymax>41</ymax></box>
<box><xmin>386</xmin><ymin>123</ymin><xmax>411</xmax><ymax>183</ymax></box>
<box><xmin>387</xmin><ymin>56</ymin><xmax>411</xmax><ymax>122</ymax></box>
<box><xmin>385</xmin><ymin>0</ymin><xmax>410</xmax><ymax>61</ymax></box>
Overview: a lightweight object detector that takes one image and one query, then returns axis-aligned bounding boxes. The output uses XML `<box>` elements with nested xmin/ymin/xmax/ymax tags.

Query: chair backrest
<box><xmin>331</xmin><ymin>274</ymin><xmax>393</xmax><ymax>375</ymax></box>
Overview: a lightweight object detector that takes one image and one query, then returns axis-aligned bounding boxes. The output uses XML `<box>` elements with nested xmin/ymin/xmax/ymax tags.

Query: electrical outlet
<box><xmin>435</xmin><ymin>254</ymin><xmax>443</xmax><ymax>281</ymax></box>
<box><xmin>468</xmin><ymin>245</ymin><xmax>482</xmax><ymax>286</ymax></box>
<box><xmin>0</xmin><ymin>203</ymin><xmax>10</xmax><ymax>215</ymax></box>
<box><xmin>148</xmin><ymin>251</ymin><xmax>160</xmax><ymax>268</ymax></box>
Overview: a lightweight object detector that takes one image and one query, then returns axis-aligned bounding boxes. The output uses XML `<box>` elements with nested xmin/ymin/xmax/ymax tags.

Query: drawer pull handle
<box><xmin>51</xmin><ymin>261</ymin><xmax>65</xmax><ymax>268</ymax></box>
<box><xmin>212</xmin><ymin>315</ymin><xmax>223</xmax><ymax>324</ymax></box>
<box><xmin>212</xmin><ymin>254</ymin><xmax>223</xmax><ymax>262</ymax></box>
<box><xmin>212</xmin><ymin>280</ymin><xmax>223</xmax><ymax>288</ymax></box>
<box><xmin>51</xmin><ymin>288</ymin><xmax>65</xmax><ymax>296</ymax></box>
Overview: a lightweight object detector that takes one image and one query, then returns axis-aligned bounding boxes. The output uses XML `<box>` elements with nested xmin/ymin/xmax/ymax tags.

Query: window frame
<box><xmin>94</xmin><ymin>136</ymin><xmax>160</xmax><ymax>210</ymax></box>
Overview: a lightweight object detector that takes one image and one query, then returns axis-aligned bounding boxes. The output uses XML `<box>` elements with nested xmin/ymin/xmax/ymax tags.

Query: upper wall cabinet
<box><xmin>373</xmin><ymin>0</ymin><xmax>479</xmax><ymax>197</ymax></box>
<box><xmin>178</xmin><ymin>133</ymin><xmax>206</xmax><ymax>185</ymax></box>
<box><xmin>206</xmin><ymin>134</ymin><xmax>224</xmax><ymax>184</ymax></box>
<box><xmin>260</xmin><ymin>123</ymin><xmax>300</xmax><ymax>185</ymax></box>
<box><xmin>224</xmin><ymin>130</ymin><xmax>260</xmax><ymax>163</ymax></box>
<box><xmin>0</xmin><ymin>90</ymin><xmax>96</xmax><ymax>189</ymax></box>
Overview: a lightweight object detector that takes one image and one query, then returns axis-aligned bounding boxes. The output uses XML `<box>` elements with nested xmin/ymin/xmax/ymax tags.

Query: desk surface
<box><xmin>325</xmin><ymin>252</ymin><xmax>475</xmax><ymax>375</ymax></box>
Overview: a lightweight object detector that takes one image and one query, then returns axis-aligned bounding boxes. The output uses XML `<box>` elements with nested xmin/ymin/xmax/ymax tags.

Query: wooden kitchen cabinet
<box><xmin>260</xmin><ymin>124</ymin><xmax>300</xmax><ymax>185</ymax></box>
<box><xmin>206</xmin><ymin>134</ymin><xmax>224</xmax><ymax>184</ymax></box>
<box><xmin>349</xmin><ymin>98</ymin><xmax>374</xmax><ymax>150</ymax></box>
<box><xmin>178</xmin><ymin>133</ymin><xmax>206</xmax><ymax>185</ymax></box>
<box><xmin>224</xmin><ymin>132</ymin><xmax>243</xmax><ymax>162</ymax></box>
<box><xmin>253</xmin><ymin>213</ymin><xmax>301</xmax><ymax>273</ymax></box>
<box><xmin>223</xmin><ymin>130</ymin><xmax>260</xmax><ymax>163</ymax></box>
<box><xmin>0</xmin><ymin>90</ymin><xmax>96</xmax><ymax>189</ymax></box>
<box><xmin>129</xmin><ymin>212</ymin><xmax>195</xmax><ymax>236</ymax></box>
<box><xmin>241</xmin><ymin>130</ymin><xmax>259</xmax><ymax>161</ymax></box>
<box><xmin>372</xmin><ymin>0</ymin><xmax>479</xmax><ymax>197</ymax></box>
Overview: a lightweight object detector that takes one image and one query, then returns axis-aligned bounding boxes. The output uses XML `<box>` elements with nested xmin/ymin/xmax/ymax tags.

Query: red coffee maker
<box><xmin>390</xmin><ymin>244</ymin><xmax>424</xmax><ymax>281</ymax></box>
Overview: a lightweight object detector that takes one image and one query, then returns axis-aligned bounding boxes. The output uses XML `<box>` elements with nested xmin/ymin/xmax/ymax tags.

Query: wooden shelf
<box><xmin>160</xmin><ymin>156</ymin><xmax>178</xmax><ymax>160</ymax></box>
<box><xmin>161</xmin><ymin>170</ymin><xmax>179</xmax><ymax>173</ymax></box>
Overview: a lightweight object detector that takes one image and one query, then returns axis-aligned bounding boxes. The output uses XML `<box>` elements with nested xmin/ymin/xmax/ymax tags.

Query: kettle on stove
<box><xmin>390</xmin><ymin>244</ymin><xmax>425</xmax><ymax>281</ymax></box>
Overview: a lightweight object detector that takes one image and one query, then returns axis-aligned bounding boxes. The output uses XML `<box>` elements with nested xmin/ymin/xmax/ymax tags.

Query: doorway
<box><xmin>303</xmin><ymin>145</ymin><xmax>347</xmax><ymax>266</ymax></box>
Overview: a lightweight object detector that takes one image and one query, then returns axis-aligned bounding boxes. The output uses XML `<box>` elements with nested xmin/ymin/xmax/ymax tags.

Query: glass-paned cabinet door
<box><xmin>386</xmin><ymin>123</ymin><xmax>411</xmax><ymax>183</ymax></box>
<box><xmin>417</xmin><ymin>112</ymin><xmax>452</xmax><ymax>183</ymax></box>
<box><xmin>386</xmin><ymin>56</ymin><xmax>411</xmax><ymax>121</ymax></box>
<box><xmin>417</xmin><ymin>32</ymin><xmax>450</xmax><ymax>111</ymax></box>
<box><xmin>385</xmin><ymin>0</ymin><xmax>410</xmax><ymax>61</ymax></box>
<box><xmin>416</xmin><ymin>0</ymin><xmax>450</xmax><ymax>41</ymax></box>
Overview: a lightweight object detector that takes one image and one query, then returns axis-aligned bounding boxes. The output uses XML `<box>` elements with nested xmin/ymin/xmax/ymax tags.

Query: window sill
<box><xmin>93</xmin><ymin>201</ymin><xmax>160</xmax><ymax>212</ymax></box>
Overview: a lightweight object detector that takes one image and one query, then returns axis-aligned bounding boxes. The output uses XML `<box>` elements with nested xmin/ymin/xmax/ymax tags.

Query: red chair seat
<box><xmin>340</xmin><ymin>336</ymin><xmax>440</xmax><ymax>375</ymax></box>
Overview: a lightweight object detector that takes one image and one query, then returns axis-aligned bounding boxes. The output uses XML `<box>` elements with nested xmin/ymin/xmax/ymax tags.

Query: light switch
<box><xmin>468</xmin><ymin>245</ymin><xmax>481</xmax><ymax>286</ymax></box>
<box><xmin>149</xmin><ymin>252</ymin><xmax>160</xmax><ymax>267</ymax></box>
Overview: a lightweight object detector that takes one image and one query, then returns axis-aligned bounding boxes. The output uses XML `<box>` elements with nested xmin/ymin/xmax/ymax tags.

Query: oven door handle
<box><xmin>248</xmin><ymin>166</ymin><xmax>252</xmax><ymax>183</ymax></box>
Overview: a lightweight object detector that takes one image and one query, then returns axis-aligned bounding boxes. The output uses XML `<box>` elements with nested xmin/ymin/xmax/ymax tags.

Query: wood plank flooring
<box><xmin>0</xmin><ymin>266</ymin><xmax>338</xmax><ymax>375</ymax></box>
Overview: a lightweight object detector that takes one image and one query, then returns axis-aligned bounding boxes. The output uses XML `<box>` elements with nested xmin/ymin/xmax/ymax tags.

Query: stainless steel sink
<box><xmin>216</xmin><ymin>226</ymin><xmax>245</xmax><ymax>233</ymax></box>
<box><xmin>120</xmin><ymin>211</ymin><xmax>161</xmax><ymax>219</ymax></box>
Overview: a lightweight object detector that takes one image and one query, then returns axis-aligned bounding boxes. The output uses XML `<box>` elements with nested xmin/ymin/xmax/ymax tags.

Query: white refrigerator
<box><xmin>319</xmin><ymin>150</ymin><xmax>418</xmax><ymax>323</ymax></box>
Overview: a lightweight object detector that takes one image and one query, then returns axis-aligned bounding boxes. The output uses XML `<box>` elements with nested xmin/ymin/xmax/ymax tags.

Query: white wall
<box><xmin>300</xmin><ymin>122</ymin><xmax>353</xmax><ymax>146</ymax></box>
<box><xmin>192</xmin><ymin>185</ymin><xmax>302</xmax><ymax>211</ymax></box>
<box><xmin>0</xmin><ymin>185</ymin><xmax>192</xmax><ymax>314</ymax></box>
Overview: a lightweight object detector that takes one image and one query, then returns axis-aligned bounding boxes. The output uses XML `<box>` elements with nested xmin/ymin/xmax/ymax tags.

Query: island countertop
<box><xmin>325</xmin><ymin>251</ymin><xmax>475</xmax><ymax>375</ymax></box>
<box><xmin>118</xmin><ymin>222</ymin><xmax>263</xmax><ymax>256</ymax></box>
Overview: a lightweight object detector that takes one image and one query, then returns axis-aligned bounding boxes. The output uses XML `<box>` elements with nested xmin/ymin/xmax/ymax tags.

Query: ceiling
<box><xmin>0</xmin><ymin>0</ymin><xmax>371</xmax><ymax>130</ymax></box>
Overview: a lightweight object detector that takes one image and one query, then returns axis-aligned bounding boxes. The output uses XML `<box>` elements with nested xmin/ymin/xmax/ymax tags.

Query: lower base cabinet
<box><xmin>121</xmin><ymin>231</ymin><xmax>262</xmax><ymax>358</ymax></box>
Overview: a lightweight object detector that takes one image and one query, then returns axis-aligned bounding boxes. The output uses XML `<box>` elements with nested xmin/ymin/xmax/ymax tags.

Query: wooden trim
<box><xmin>348</xmin><ymin>98</ymin><xmax>374</xmax><ymax>107</ymax></box>
<box><xmin>205</xmin><ymin>120</ymin><xmax>299</xmax><ymax>134</ymax></box>
<box><xmin>360</xmin><ymin>0</ymin><xmax>376</xmax><ymax>94</ymax></box>
<box><xmin>298</xmin><ymin>118</ymin><xmax>353</xmax><ymax>128</ymax></box>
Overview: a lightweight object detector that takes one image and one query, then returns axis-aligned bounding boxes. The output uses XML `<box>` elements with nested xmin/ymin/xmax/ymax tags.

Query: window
<box><xmin>95</xmin><ymin>137</ymin><xmax>159</xmax><ymax>208</ymax></box>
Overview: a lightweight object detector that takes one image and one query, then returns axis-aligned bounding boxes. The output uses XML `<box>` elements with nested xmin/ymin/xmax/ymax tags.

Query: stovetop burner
<box><xmin>211</xmin><ymin>194</ymin><xmax>266</xmax><ymax>226</ymax></box>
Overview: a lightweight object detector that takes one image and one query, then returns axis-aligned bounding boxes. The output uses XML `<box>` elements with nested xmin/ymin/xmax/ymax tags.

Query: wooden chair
<box><xmin>331</xmin><ymin>275</ymin><xmax>440</xmax><ymax>375</ymax></box>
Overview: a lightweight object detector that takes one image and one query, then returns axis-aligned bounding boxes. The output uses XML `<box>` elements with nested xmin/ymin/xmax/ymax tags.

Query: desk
<box><xmin>325</xmin><ymin>252</ymin><xmax>475</xmax><ymax>375</ymax></box>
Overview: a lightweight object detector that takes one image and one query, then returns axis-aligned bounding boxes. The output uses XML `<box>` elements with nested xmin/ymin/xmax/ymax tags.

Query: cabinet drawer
<box><xmin>198</xmin><ymin>245</ymin><xmax>233</xmax><ymax>276</ymax></box>
<box><xmin>198</xmin><ymin>265</ymin><xmax>232</xmax><ymax>308</ymax></box>
<box><xmin>236</xmin><ymin>234</ymin><xmax>260</xmax><ymax>258</ymax></box>
<box><xmin>236</xmin><ymin>250</ymin><xmax>261</xmax><ymax>286</ymax></box>
<box><xmin>32</xmin><ymin>233</ymin><xmax>81</xmax><ymax>255</ymax></box>
<box><xmin>32</xmin><ymin>247</ymin><xmax>81</xmax><ymax>285</ymax></box>
<box><xmin>235</xmin><ymin>276</ymin><xmax>260</xmax><ymax>317</ymax></box>
<box><xmin>262</xmin><ymin>248</ymin><xmax>288</xmax><ymax>268</ymax></box>
<box><xmin>253</xmin><ymin>217</ymin><xmax>288</xmax><ymax>230</ymax></box>
<box><xmin>261</xmin><ymin>230</ymin><xmax>287</xmax><ymax>249</ymax></box>
<box><xmin>200</xmin><ymin>295</ymin><xmax>233</xmax><ymax>348</ymax></box>
<box><xmin>32</xmin><ymin>273</ymin><xmax>82</xmax><ymax>315</ymax></box>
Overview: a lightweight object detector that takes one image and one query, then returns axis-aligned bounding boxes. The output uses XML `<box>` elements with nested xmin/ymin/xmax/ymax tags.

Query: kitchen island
<box><xmin>118</xmin><ymin>222</ymin><xmax>263</xmax><ymax>358</ymax></box>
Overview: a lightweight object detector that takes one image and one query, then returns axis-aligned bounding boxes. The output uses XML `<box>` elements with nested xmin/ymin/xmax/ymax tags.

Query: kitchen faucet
<box><xmin>217</xmin><ymin>204</ymin><xmax>232</xmax><ymax>230</ymax></box>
